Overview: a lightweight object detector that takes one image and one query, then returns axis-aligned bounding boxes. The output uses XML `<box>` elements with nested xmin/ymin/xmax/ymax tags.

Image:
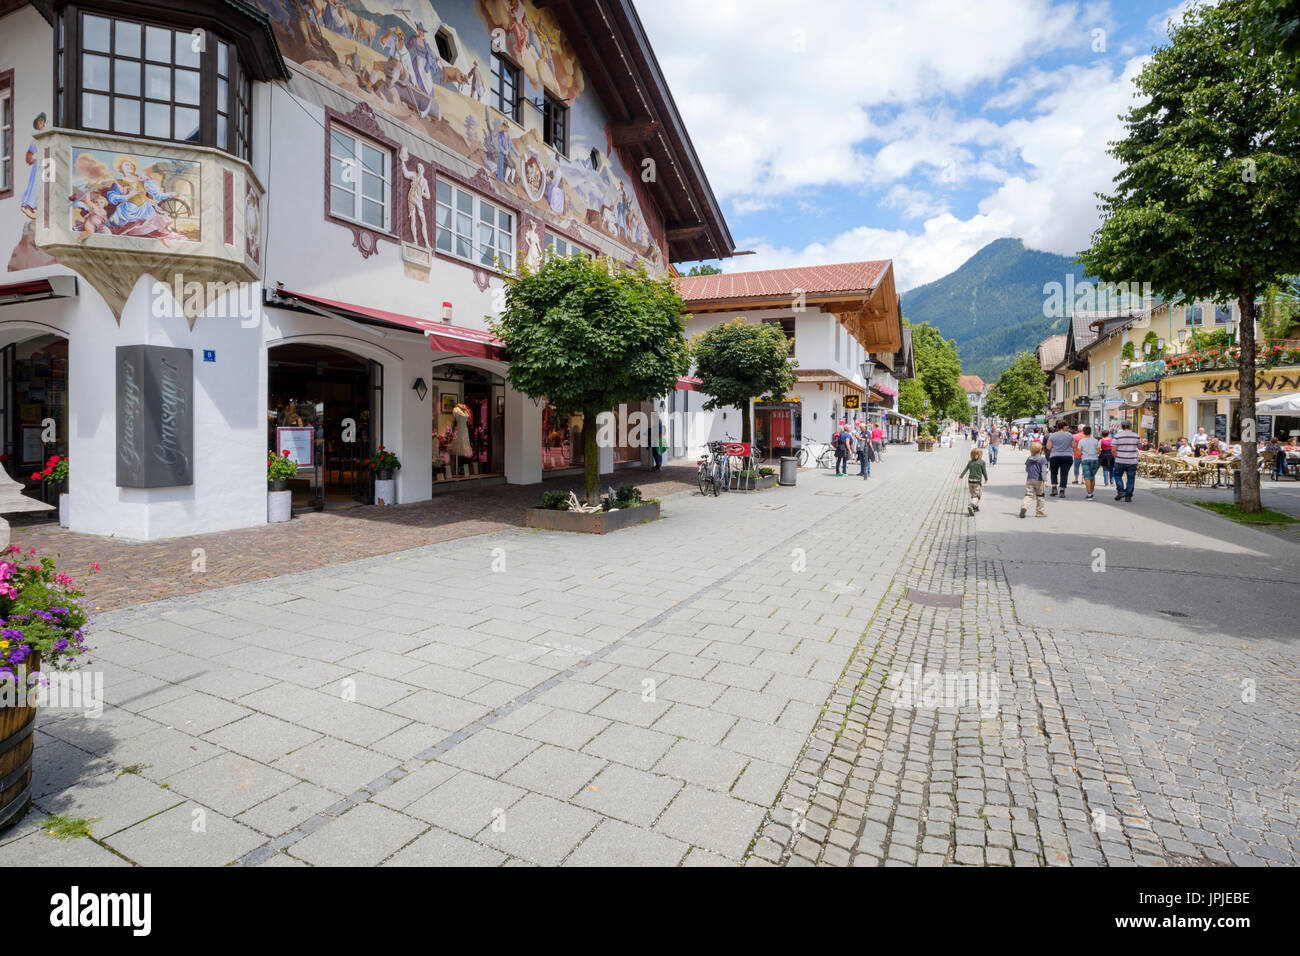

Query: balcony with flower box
<box><xmin>31</xmin><ymin>127</ymin><xmax>264</xmax><ymax>324</ymax></box>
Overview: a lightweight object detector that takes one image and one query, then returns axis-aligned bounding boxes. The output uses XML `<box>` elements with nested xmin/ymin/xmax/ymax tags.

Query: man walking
<box><xmin>1112</xmin><ymin>420</ymin><xmax>1141</xmax><ymax>502</ymax></box>
<box><xmin>987</xmin><ymin>424</ymin><xmax>1001</xmax><ymax>465</ymax></box>
<box><xmin>1046</xmin><ymin>421</ymin><xmax>1075</xmax><ymax>498</ymax></box>
<box><xmin>855</xmin><ymin>420</ymin><xmax>872</xmax><ymax>479</ymax></box>
<box><xmin>832</xmin><ymin>420</ymin><xmax>853</xmax><ymax>477</ymax></box>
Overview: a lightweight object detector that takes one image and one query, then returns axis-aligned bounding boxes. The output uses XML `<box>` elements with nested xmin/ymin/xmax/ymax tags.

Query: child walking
<box><xmin>1020</xmin><ymin>441</ymin><xmax>1049</xmax><ymax>518</ymax></box>
<box><xmin>957</xmin><ymin>447</ymin><xmax>988</xmax><ymax>515</ymax></box>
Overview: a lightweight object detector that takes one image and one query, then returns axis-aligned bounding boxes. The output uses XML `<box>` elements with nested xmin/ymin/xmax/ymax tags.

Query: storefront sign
<box><xmin>1073</xmin><ymin>397</ymin><xmax>1091</xmax><ymax>407</ymax></box>
<box><xmin>843</xmin><ymin>395</ymin><xmax>861</xmax><ymax>410</ymax></box>
<box><xmin>1201</xmin><ymin>372</ymin><xmax>1300</xmax><ymax>394</ymax></box>
<box><xmin>276</xmin><ymin>426</ymin><xmax>314</xmax><ymax>467</ymax></box>
<box><xmin>116</xmin><ymin>346</ymin><xmax>194</xmax><ymax>488</ymax></box>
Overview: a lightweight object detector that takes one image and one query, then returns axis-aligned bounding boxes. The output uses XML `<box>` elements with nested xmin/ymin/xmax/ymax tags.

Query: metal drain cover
<box><xmin>759</xmin><ymin>503</ymin><xmax>787</xmax><ymax>511</ymax></box>
<box><xmin>905</xmin><ymin>588</ymin><xmax>962</xmax><ymax>608</ymax></box>
<box><xmin>814</xmin><ymin>490</ymin><xmax>862</xmax><ymax>498</ymax></box>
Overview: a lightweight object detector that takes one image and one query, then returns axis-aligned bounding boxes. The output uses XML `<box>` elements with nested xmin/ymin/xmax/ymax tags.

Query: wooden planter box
<box><xmin>525</xmin><ymin>501</ymin><xmax>661</xmax><ymax>534</ymax></box>
<box><xmin>0</xmin><ymin>652</ymin><xmax>38</xmax><ymax>833</ymax></box>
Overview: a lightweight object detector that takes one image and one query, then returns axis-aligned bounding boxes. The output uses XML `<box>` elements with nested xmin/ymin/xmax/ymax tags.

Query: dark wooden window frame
<box><xmin>542</xmin><ymin>90</ymin><xmax>567</xmax><ymax>157</ymax></box>
<box><xmin>490</xmin><ymin>52</ymin><xmax>521</xmax><ymax>124</ymax></box>
<box><xmin>0</xmin><ymin>69</ymin><xmax>14</xmax><ymax>200</ymax></box>
<box><xmin>53</xmin><ymin>2</ymin><xmax>255</xmax><ymax>160</ymax></box>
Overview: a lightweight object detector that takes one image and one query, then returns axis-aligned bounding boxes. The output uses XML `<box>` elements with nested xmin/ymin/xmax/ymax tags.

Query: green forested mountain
<box><xmin>900</xmin><ymin>238</ymin><xmax>1080</xmax><ymax>381</ymax></box>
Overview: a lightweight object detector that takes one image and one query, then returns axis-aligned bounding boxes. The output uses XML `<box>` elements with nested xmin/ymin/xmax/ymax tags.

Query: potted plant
<box><xmin>267</xmin><ymin>450</ymin><xmax>295</xmax><ymax>523</ymax></box>
<box><xmin>526</xmin><ymin>483</ymin><xmax>661</xmax><ymax>533</ymax></box>
<box><xmin>0</xmin><ymin>546</ymin><xmax>95</xmax><ymax>832</ymax></box>
<box><xmin>366</xmin><ymin>447</ymin><xmax>401</xmax><ymax>505</ymax></box>
<box><xmin>32</xmin><ymin>455</ymin><xmax>69</xmax><ymax>528</ymax></box>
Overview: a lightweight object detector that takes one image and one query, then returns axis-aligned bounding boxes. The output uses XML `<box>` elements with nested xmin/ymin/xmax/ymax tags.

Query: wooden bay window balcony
<box><xmin>32</xmin><ymin>126</ymin><xmax>264</xmax><ymax>323</ymax></box>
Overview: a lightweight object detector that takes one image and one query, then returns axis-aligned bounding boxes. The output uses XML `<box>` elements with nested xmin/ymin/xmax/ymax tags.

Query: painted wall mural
<box><xmin>258</xmin><ymin>0</ymin><xmax>667</xmax><ymax>270</ymax></box>
<box><xmin>68</xmin><ymin>148</ymin><xmax>201</xmax><ymax>245</ymax></box>
<box><xmin>8</xmin><ymin>111</ymin><xmax>57</xmax><ymax>271</ymax></box>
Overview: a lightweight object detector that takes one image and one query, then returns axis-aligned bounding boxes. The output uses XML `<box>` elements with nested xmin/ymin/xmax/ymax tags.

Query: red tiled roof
<box><xmin>959</xmin><ymin>375</ymin><xmax>986</xmax><ymax>393</ymax></box>
<box><xmin>676</xmin><ymin>261</ymin><xmax>890</xmax><ymax>302</ymax></box>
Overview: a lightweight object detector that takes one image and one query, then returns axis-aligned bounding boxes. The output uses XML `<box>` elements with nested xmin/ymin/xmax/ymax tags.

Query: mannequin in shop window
<box><xmin>453</xmin><ymin>402</ymin><xmax>474</xmax><ymax>474</ymax></box>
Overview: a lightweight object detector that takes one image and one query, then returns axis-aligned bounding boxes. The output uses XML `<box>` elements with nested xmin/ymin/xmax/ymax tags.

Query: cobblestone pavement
<box><xmin>4</xmin><ymin>443</ymin><xmax>1296</xmax><ymax>866</ymax></box>
<box><xmin>9</xmin><ymin>466</ymin><xmax>700</xmax><ymax>613</ymax></box>
<box><xmin>750</xmin><ymin>447</ymin><xmax>1300</xmax><ymax>867</ymax></box>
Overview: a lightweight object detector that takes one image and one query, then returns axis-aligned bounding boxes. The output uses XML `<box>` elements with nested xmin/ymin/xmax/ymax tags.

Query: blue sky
<box><xmin>635</xmin><ymin>0</ymin><xmax>1194</xmax><ymax>290</ymax></box>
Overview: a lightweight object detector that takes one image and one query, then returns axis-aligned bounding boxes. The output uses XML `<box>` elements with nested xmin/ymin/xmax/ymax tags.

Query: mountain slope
<box><xmin>900</xmin><ymin>238</ymin><xmax>1079</xmax><ymax>381</ymax></box>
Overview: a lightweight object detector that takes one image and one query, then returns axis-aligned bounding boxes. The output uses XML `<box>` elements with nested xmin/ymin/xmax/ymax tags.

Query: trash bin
<box><xmin>780</xmin><ymin>456</ymin><xmax>798</xmax><ymax>486</ymax></box>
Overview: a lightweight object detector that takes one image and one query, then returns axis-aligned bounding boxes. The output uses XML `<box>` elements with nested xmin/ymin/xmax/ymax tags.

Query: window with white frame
<box><xmin>1184</xmin><ymin>304</ymin><xmax>1203</xmax><ymax>326</ymax></box>
<box><xmin>329</xmin><ymin>126</ymin><xmax>391</xmax><ymax>231</ymax></box>
<box><xmin>435</xmin><ymin>178</ymin><xmax>514</xmax><ymax>270</ymax></box>
<box><xmin>545</xmin><ymin>231</ymin><xmax>588</xmax><ymax>258</ymax></box>
<box><xmin>1214</xmin><ymin>304</ymin><xmax>1232</xmax><ymax>324</ymax></box>
<box><xmin>0</xmin><ymin>76</ymin><xmax>11</xmax><ymax>196</ymax></box>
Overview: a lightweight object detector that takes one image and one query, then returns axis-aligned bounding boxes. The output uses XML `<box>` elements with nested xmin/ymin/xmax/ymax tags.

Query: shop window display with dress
<box><xmin>432</xmin><ymin>366</ymin><xmax>504</xmax><ymax>480</ymax></box>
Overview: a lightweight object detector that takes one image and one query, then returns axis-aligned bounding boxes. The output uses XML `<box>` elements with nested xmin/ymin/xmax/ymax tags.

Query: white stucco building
<box><xmin>0</xmin><ymin>0</ymin><xmax>732</xmax><ymax>538</ymax></box>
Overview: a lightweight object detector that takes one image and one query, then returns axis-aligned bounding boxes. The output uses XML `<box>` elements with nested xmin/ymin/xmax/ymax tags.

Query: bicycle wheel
<box><xmin>798</xmin><ymin>445</ymin><xmax>810</xmax><ymax>467</ymax></box>
<box><xmin>752</xmin><ymin>443</ymin><xmax>766</xmax><ymax>466</ymax></box>
<box><xmin>715</xmin><ymin>456</ymin><xmax>729</xmax><ymax>492</ymax></box>
<box><xmin>698</xmin><ymin>462</ymin><xmax>711</xmax><ymax>496</ymax></box>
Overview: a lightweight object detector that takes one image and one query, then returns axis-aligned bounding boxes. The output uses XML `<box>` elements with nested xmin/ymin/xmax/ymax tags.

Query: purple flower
<box><xmin>1</xmin><ymin>628</ymin><xmax>22</xmax><ymax>640</ymax></box>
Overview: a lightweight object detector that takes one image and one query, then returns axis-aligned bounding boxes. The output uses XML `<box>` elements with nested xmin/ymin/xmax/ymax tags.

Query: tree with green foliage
<box><xmin>1079</xmin><ymin>0</ymin><xmax>1300</xmax><ymax>512</ymax></box>
<box><xmin>949</xmin><ymin>394</ymin><xmax>973</xmax><ymax>425</ymax></box>
<box><xmin>685</xmin><ymin>264</ymin><xmax>723</xmax><ymax>276</ymax></box>
<box><xmin>985</xmin><ymin>351</ymin><xmax>1049</xmax><ymax>422</ymax></box>
<box><xmin>898</xmin><ymin>377</ymin><xmax>926</xmax><ymax>420</ymax></box>
<box><xmin>691</xmin><ymin>318</ymin><xmax>797</xmax><ymax>445</ymax></box>
<box><xmin>907</xmin><ymin>320</ymin><xmax>966</xmax><ymax>419</ymax></box>
<box><xmin>493</xmin><ymin>254</ymin><xmax>689</xmax><ymax>504</ymax></box>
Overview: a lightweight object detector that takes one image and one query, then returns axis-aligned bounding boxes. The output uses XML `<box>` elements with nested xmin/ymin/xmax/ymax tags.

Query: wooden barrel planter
<box><xmin>0</xmin><ymin>652</ymin><xmax>38</xmax><ymax>832</ymax></box>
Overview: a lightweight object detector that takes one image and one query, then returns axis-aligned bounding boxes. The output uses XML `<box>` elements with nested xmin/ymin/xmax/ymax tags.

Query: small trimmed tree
<box><xmin>691</xmin><ymin>318</ymin><xmax>798</xmax><ymax>446</ymax></box>
<box><xmin>493</xmin><ymin>254</ymin><xmax>689</xmax><ymax>504</ymax></box>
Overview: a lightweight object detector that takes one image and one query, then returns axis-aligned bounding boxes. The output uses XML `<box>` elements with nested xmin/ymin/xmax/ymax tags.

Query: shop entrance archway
<box><xmin>268</xmin><ymin>343</ymin><xmax>381</xmax><ymax>511</ymax></box>
<box><xmin>431</xmin><ymin>362</ymin><xmax>505</xmax><ymax>483</ymax></box>
<box><xmin>0</xmin><ymin>329</ymin><xmax>69</xmax><ymax>513</ymax></box>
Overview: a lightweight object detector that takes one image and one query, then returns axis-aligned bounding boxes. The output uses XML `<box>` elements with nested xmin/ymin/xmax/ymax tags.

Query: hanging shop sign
<box><xmin>1073</xmin><ymin>397</ymin><xmax>1091</xmax><ymax>407</ymax></box>
<box><xmin>843</xmin><ymin>395</ymin><xmax>861</xmax><ymax>410</ymax></box>
<box><xmin>116</xmin><ymin>346</ymin><xmax>194</xmax><ymax>488</ymax></box>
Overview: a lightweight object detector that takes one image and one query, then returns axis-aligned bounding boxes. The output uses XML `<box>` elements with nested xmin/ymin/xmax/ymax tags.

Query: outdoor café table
<box><xmin>1197</xmin><ymin>457</ymin><xmax>1230</xmax><ymax>487</ymax></box>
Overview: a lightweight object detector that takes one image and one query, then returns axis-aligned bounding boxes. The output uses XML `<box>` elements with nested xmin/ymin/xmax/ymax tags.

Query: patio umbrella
<box><xmin>1256</xmin><ymin>392</ymin><xmax>1300</xmax><ymax>413</ymax></box>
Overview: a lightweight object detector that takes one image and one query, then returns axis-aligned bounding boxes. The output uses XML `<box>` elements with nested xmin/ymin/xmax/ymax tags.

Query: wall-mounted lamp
<box><xmin>412</xmin><ymin>377</ymin><xmax>428</xmax><ymax>401</ymax></box>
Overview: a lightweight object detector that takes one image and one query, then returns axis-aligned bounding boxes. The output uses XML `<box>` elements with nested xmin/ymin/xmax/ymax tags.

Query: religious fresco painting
<box><xmin>259</xmin><ymin>0</ymin><xmax>666</xmax><ymax>270</ymax></box>
<box><xmin>7</xmin><ymin>111</ymin><xmax>57</xmax><ymax>271</ymax></box>
<box><xmin>68</xmin><ymin>148</ymin><xmax>201</xmax><ymax>245</ymax></box>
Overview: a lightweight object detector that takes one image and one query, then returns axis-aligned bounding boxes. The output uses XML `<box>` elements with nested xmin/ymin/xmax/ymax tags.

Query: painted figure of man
<box><xmin>400</xmin><ymin>149</ymin><xmax>431</xmax><ymax>249</ymax></box>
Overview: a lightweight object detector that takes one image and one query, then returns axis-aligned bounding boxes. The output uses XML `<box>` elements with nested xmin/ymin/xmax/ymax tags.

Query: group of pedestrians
<box><xmin>1019</xmin><ymin>419</ymin><xmax>1141</xmax><ymax>517</ymax></box>
<box><xmin>830</xmin><ymin>419</ymin><xmax>886</xmax><ymax>479</ymax></box>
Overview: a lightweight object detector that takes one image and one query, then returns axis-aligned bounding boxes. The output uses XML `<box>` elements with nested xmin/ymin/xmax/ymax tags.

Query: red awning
<box><xmin>677</xmin><ymin>376</ymin><xmax>702</xmax><ymax>391</ymax></box>
<box><xmin>270</xmin><ymin>289</ymin><xmax>507</xmax><ymax>362</ymax></box>
<box><xmin>0</xmin><ymin>276</ymin><xmax>78</xmax><ymax>305</ymax></box>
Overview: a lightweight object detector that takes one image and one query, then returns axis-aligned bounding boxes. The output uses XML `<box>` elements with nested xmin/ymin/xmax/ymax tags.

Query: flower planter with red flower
<box><xmin>31</xmin><ymin>456</ymin><xmax>68</xmax><ymax>528</ymax></box>
<box><xmin>0</xmin><ymin>548</ymin><xmax>95</xmax><ymax>832</ymax></box>
<box><xmin>366</xmin><ymin>447</ymin><xmax>401</xmax><ymax>505</ymax></box>
<box><xmin>267</xmin><ymin>450</ymin><xmax>296</xmax><ymax>523</ymax></box>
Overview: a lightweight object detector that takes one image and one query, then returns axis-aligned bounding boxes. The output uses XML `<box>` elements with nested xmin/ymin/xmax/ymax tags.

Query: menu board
<box><xmin>1214</xmin><ymin>414</ymin><xmax>1228</xmax><ymax>441</ymax></box>
<box><xmin>1257</xmin><ymin>415</ymin><xmax>1273</xmax><ymax>441</ymax></box>
<box><xmin>276</xmin><ymin>426</ymin><xmax>314</xmax><ymax>468</ymax></box>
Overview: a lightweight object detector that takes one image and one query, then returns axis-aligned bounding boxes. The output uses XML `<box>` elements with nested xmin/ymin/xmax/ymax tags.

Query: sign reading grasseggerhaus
<box><xmin>117</xmin><ymin>346</ymin><xmax>194</xmax><ymax>488</ymax></box>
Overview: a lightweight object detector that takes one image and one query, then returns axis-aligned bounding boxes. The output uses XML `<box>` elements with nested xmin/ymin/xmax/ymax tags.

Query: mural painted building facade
<box><xmin>0</xmin><ymin>0</ymin><xmax>731</xmax><ymax>538</ymax></box>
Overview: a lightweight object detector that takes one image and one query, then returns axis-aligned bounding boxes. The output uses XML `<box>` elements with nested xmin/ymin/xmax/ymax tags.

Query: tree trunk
<box><xmin>583</xmin><ymin>409</ymin><xmax>600</xmax><ymax>505</ymax></box>
<box><xmin>1238</xmin><ymin>285</ymin><xmax>1261</xmax><ymax>513</ymax></box>
<box><xmin>741</xmin><ymin>399</ymin><xmax>752</xmax><ymax>446</ymax></box>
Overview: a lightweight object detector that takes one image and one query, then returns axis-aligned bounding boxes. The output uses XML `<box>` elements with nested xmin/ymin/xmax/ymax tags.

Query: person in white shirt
<box><xmin>1176</xmin><ymin>438</ymin><xmax>1192</xmax><ymax>457</ymax></box>
<box><xmin>1191</xmin><ymin>427</ymin><xmax>1210</xmax><ymax>451</ymax></box>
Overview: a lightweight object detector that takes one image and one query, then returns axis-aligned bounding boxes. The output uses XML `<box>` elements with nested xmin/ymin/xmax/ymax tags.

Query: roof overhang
<box><xmin>538</xmin><ymin>0</ymin><xmax>733</xmax><ymax>264</ymax></box>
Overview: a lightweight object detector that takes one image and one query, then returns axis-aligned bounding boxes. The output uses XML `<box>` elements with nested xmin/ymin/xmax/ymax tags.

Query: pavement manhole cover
<box><xmin>814</xmin><ymin>490</ymin><xmax>862</xmax><ymax>498</ymax></box>
<box><xmin>759</xmin><ymin>503</ymin><xmax>787</xmax><ymax>510</ymax></box>
<box><xmin>905</xmin><ymin>588</ymin><xmax>963</xmax><ymax>609</ymax></box>
<box><xmin>1159</xmin><ymin>609</ymin><xmax>1190</xmax><ymax>618</ymax></box>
